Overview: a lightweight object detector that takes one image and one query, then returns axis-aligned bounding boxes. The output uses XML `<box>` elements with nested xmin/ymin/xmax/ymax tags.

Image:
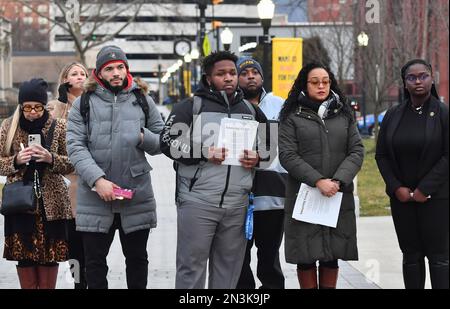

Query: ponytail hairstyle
<box><xmin>2</xmin><ymin>106</ymin><xmax>21</xmax><ymax>156</ymax></box>
<box><xmin>279</xmin><ymin>62</ymin><xmax>354</xmax><ymax>122</ymax></box>
<box><xmin>400</xmin><ymin>59</ymin><xmax>439</xmax><ymax>101</ymax></box>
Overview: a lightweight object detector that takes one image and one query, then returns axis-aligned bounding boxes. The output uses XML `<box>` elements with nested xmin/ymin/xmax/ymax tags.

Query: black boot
<box><xmin>428</xmin><ymin>254</ymin><xmax>449</xmax><ymax>289</ymax></box>
<box><xmin>402</xmin><ymin>252</ymin><xmax>425</xmax><ymax>289</ymax></box>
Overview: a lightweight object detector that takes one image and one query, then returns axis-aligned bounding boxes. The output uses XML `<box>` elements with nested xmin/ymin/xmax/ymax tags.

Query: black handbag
<box><xmin>0</xmin><ymin>171</ymin><xmax>41</xmax><ymax>216</ymax></box>
<box><xmin>0</xmin><ymin>120</ymin><xmax>56</xmax><ymax>216</ymax></box>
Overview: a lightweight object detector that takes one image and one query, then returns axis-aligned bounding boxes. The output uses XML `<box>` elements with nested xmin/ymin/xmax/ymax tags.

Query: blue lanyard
<box><xmin>245</xmin><ymin>193</ymin><xmax>254</xmax><ymax>240</ymax></box>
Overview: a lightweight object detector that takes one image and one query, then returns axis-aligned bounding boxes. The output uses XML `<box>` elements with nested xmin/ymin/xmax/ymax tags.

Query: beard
<box><xmin>242</xmin><ymin>86</ymin><xmax>261</xmax><ymax>101</ymax></box>
<box><xmin>102</xmin><ymin>77</ymin><xmax>128</xmax><ymax>94</ymax></box>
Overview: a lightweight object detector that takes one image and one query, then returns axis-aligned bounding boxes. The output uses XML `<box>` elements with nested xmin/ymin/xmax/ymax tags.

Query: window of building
<box><xmin>22</xmin><ymin>6</ymin><xmax>32</xmax><ymax>14</ymax></box>
<box><xmin>38</xmin><ymin>17</ymin><xmax>48</xmax><ymax>25</ymax></box>
<box><xmin>37</xmin><ymin>5</ymin><xmax>47</xmax><ymax>13</ymax></box>
<box><xmin>23</xmin><ymin>17</ymin><xmax>34</xmax><ymax>25</ymax></box>
<box><xmin>240</xmin><ymin>36</ymin><xmax>257</xmax><ymax>46</ymax></box>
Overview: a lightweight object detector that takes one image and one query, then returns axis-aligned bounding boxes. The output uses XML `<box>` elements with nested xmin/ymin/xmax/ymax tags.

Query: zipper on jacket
<box><xmin>219</xmin><ymin>91</ymin><xmax>232</xmax><ymax>207</ymax></box>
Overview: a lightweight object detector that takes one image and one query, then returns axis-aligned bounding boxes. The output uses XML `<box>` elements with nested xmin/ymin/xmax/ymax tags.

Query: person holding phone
<box><xmin>0</xmin><ymin>78</ymin><xmax>74</xmax><ymax>289</ymax></box>
<box><xmin>47</xmin><ymin>62</ymin><xmax>89</xmax><ymax>289</ymax></box>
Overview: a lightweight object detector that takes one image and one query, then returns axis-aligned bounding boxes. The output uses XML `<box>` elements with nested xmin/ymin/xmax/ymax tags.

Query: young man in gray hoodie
<box><xmin>160</xmin><ymin>51</ymin><xmax>269</xmax><ymax>289</ymax></box>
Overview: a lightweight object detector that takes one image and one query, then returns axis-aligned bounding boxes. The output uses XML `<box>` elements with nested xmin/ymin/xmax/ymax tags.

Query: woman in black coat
<box><xmin>279</xmin><ymin>63</ymin><xmax>364</xmax><ymax>289</ymax></box>
<box><xmin>376</xmin><ymin>59</ymin><xmax>449</xmax><ymax>289</ymax></box>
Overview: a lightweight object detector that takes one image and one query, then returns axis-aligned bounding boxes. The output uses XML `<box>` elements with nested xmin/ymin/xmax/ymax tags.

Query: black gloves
<box><xmin>57</xmin><ymin>82</ymin><xmax>72</xmax><ymax>103</ymax></box>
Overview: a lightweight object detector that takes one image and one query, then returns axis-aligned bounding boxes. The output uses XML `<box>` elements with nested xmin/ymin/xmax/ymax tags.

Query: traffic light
<box><xmin>212</xmin><ymin>0</ymin><xmax>223</xmax><ymax>4</ymax></box>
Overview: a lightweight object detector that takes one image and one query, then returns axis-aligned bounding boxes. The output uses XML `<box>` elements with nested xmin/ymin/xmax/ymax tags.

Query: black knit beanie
<box><xmin>237</xmin><ymin>57</ymin><xmax>264</xmax><ymax>79</ymax></box>
<box><xmin>18</xmin><ymin>78</ymin><xmax>48</xmax><ymax>105</ymax></box>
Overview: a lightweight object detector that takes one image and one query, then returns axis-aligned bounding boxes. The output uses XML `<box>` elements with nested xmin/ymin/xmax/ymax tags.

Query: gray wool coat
<box><xmin>67</xmin><ymin>80</ymin><xmax>164</xmax><ymax>234</ymax></box>
<box><xmin>279</xmin><ymin>104</ymin><xmax>364</xmax><ymax>264</ymax></box>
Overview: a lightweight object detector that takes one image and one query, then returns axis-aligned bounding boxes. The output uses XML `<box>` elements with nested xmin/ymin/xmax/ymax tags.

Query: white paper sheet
<box><xmin>216</xmin><ymin>117</ymin><xmax>259</xmax><ymax>166</ymax></box>
<box><xmin>292</xmin><ymin>183</ymin><xmax>343</xmax><ymax>228</ymax></box>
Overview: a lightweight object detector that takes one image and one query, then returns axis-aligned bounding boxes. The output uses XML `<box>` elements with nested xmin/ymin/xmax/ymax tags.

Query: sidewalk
<box><xmin>1</xmin><ymin>152</ymin><xmax>386</xmax><ymax>289</ymax></box>
<box><xmin>0</xmin><ymin>106</ymin><xmax>416</xmax><ymax>289</ymax></box>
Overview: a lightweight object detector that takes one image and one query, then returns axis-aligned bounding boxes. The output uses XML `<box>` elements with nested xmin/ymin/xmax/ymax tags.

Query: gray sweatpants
<box><xmin>175</xmin><ymin>200</ymin><xmax>247</xmax><ymax>289</ymax></box>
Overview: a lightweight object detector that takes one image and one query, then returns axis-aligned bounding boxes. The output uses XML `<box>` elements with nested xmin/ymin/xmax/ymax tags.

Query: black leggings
<box><xmin>391</xmin><ymin>198</ymin><xmax>449</xmax><ymax>258</ymax></box>
<box><xmin>17</xmin><ymin>260</ymin><xmax>58</xmax><ymax>268</ymax></box>
<box><xmin>297</xmin><ymin>260</ymin><xmax>338</xmax><ymax>270</ymax></box>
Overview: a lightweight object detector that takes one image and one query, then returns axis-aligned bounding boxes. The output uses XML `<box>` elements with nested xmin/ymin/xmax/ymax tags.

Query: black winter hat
<box><xmin>237</xmin><ymin>57</ymin><xmax>264</xmax><ymax>79</ymax></box>
<box><xmin>96</xmin><ymin>45</ymin><xmax>129</xmax><ymax>73</ymax></box>
<box><xmin>18</xmin><ymin>78</ymin><xmax>48</xmax><ymax>105</ymax></box>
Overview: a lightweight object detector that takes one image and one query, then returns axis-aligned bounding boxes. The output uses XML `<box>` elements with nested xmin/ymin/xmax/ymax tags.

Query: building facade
<box><xmin>0</xmin><ymin>0</ymin><xmax>50</xmax><ymax>51</ymax></box>
<box><xmin>49</xmin><ymin>0</ymin><xmax>261</xmax><ymax>88</ymax></box>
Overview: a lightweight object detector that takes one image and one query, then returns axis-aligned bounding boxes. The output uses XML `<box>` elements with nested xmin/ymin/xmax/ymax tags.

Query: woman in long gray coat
<box><xmin>278</xmin><ymin>63</ymin><xmax>364</xmax><ymax>289</ymax></box>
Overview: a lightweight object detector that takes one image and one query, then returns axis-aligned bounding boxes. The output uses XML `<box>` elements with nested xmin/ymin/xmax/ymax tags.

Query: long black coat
<box><xmin>279</xmin><ymin>104</ymin><xmax>364</xmax><ymax>264</ymax></box>
<box><xmin>375</xmin><ymin>97</ymin><xmax>449</xmax><ymax>200</ymax></box>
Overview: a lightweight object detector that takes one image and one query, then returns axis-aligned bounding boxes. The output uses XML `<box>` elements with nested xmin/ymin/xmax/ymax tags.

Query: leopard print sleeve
<box><xmin>0</xmin><ymin>118</ymin><xmax>19</xmax><ymax>177</ymax></box>
<box><xmin>48</xmin><ymin>119</ymin><xmax>74</xmax><ymax>175</ymax></box>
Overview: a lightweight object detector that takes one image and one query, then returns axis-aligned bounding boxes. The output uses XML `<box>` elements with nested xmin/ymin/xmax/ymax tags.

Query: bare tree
<box><xmin>16</xmin><ymin>0</ymin><xmax>151</xmax><ymax>65</ymax></box>
<box><xmin>359</xmin><ymin>0</ymin><xmax>449</xmax><ymax>140</ymax></box>
<box><xmin>0</xmin><ymin>3</ymin><xmax>49</xmax><ymax>52</ymax></box>
<box><xmin>302</xmin><ymin>36</ymin><xmax>331</xmax><ymax>67</ymax></box>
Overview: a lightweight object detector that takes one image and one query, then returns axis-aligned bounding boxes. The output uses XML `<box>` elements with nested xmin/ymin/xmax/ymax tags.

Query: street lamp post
<box><xmin>190</xmin><ymin>48</ymin><xmax>200</xmax><ymax>90</ymax></box>
<box><xmin>357</xmin><ymin>31</ymin><xmax>369</xmax><ymax>135</ymax></box>
<box><xmin>184</xmin><ymin>53</ymin><xmax>192</xmax><ymax>97</ymax></box>
<box><xmin>198</xmin><ymin>0</ymin><xmax>207</xmax><ymax>57</ymax></box>
<box><xmin>257</xmin><ymin>0</ymin><xmax>275</xmax><ymax>92</ymax></box>
<box><xmin>220</xmin><ymin>27</ymin><xmax>233</xmax><ymax>51</ymax></box>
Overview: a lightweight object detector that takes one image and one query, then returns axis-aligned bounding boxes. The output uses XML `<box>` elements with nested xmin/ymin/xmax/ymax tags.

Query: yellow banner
<box><xmin>272</xmin><ymin>38</ymin><xmax>303</xmax><ymax>99</ymax></box>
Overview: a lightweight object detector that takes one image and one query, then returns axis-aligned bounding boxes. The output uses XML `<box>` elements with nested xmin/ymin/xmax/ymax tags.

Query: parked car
<box><xmin>357</xmin><ymin>110</ymin><xmax>386</xmax><ymax>135</ymax></box>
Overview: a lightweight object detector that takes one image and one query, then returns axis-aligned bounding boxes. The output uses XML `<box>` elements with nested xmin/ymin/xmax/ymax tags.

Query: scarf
<box><xmin>298</xmin><ymin>91</ymin><xmax>341</xmax><ymax>121</ymax></box>
<box><xmin>19</xmin><ymin>110</ymin><xmax>50</xmax><ymax>182</ymax></box>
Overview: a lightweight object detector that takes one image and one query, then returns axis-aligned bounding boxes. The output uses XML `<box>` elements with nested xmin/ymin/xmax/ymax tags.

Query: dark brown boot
<box><xmin>319</xmin><ymin>266</ymin><xmax>339</xmax><ymax>289</ymax></box>
<box><xmin>297</xmin><ymin>267</ymin><xmax>318</xmax><ymax>289</ymax></box>
<box><xmin>16</xmin><ymin>266</ymin><xmax>39</xmax><ymax>289</ymax></box>
<box><xmin>37</xmin><ymin>265</ymin><xmax>59</xmax><ymax>289</ymax></box>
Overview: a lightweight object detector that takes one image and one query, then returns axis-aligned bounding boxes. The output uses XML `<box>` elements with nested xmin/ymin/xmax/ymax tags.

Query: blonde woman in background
<box><xmin>47</xmin><ymin>62</ymin><xmax>88</xmax><ymax>119</ymax></box>
<box><xmin>47</xmin><ymin>62</ymin><xmax>88</xmax><ymax>289</ymax></box>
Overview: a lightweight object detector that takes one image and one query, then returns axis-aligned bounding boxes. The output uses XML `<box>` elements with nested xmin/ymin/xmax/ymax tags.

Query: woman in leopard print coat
<box><xmin>0</xmin><ymin>78</ymin><xmax>74</xmax><ymax>289</ymax></box>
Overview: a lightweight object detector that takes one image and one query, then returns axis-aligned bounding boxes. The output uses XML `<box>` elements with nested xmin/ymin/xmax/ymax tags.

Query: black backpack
<box><xmin>80</xmin><ymin>88</ymin><xmax>150</xmax><ymax>128</ymax></box>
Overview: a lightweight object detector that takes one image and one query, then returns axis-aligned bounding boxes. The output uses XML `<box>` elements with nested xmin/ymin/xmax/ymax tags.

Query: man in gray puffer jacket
<box><xmin>67</xmin><ymin>45</ymin><xmax>164</xmax><ymax>289</ymax></box>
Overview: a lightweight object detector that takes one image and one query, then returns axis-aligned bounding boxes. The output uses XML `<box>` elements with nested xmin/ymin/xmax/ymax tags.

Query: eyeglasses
<box><xmin>307</xmin><ymin>78</ymin><xmax>331</xmax><ymax>87</ymax></box>
<box><xmin>22</xmin><ymin>105</ymin><xmax>45</xmax><ymax>112</ymax></box>
<box><xmin>405</xmin><ymin>73</ymin><xmax>430</xmax><ymax>84</ymax></box>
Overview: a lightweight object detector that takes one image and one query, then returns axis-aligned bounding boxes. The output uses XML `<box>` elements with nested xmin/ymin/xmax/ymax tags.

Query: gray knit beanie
<box><xmin>96</xmin><ymin>45</ymin><xmax>129</xmax><ymax>73</ymax></box>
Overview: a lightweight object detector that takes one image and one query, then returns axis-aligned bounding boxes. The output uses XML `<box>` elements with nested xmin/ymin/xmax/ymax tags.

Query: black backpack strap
<box><xmin>45</xmin><ymin>120</ymin><xmax>58</xmax><ymax>150</ymax></box>
<box><xmin>80</xmin><ymin>91</ymin><xmax>91</xmax><ymax>125</ymax></box>
<box><xmin>132</xmin><ymin>89</ymin><xmax>149</xmax><ymax>128</ymax></box>
<box><xmin>243</xmin><ymin>99</ymin><xmax>257</xmax><ymax>118</ymax></box>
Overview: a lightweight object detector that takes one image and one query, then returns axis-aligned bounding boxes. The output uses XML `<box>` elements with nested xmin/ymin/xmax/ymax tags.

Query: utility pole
<box><xmin>198</xmin><ymin>0</ymin><xmax>207</xmax><ymax>57</ymax></box>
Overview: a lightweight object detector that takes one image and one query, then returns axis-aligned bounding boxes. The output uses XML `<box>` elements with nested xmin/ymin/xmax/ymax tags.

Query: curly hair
<box><xmin>400</xmin><ymin>59</ymin><xmax>439</xmax><ymax>101</ymax></box>
<box><xmin>279</xmin><ymin>62</ymin><xmax>354</xmax><ymax>122</ymax></box>
<box><xmin>201</xmin><ymin>51</ymin><xmax>238</xmax><ymax>76</ymax></box>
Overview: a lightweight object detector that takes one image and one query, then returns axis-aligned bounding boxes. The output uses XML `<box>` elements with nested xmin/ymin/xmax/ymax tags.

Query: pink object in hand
<box><xmin>113</xmin><ymin>187</ymin><xmax>134</xmax><ymax>200</ymax></box>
